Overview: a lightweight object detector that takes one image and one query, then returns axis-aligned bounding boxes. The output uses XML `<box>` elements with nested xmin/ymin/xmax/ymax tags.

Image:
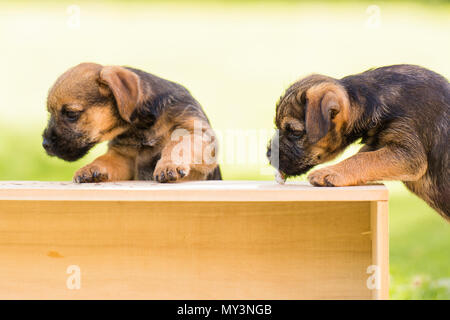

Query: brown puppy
<box><xmin>43</xmin><ymin>63</ymin><xmax>221</xmax><ymax>183</ymax></box>
<box><xmin>267</xmin><ymin>65</ymin><xmax>449</xmax><ymax>220</ymax></box>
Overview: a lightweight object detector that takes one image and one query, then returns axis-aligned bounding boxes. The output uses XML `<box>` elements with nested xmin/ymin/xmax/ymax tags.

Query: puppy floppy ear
<box><xmin>98</xmin><ymin>66</ymin><xmax>142</xmax><ymax>122</ymax></box>
<box><xmin>304</xmin><ymin>83</ymin><xmax>348</xmax><ymax>144</ymax></box>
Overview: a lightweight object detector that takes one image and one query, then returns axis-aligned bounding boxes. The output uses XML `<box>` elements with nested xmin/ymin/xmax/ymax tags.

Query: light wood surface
<box><xmin>0</xmin><ymin>181</ymin><xmax>389</xmax><ymax>300</ymax></box>
<box><xmin>371</xmin><ymin>201</ymin><xmax>390</xmax><ymax>300</ymax></box>
<box><xmin>0</xmin><ymin>180</ymin><xmax>388</xmax><ymax>202</ymax></box>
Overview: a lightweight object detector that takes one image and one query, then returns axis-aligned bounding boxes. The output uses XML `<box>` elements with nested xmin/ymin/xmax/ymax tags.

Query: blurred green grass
<box><xmin>0</xmin><ymin>1</ymin><xmax>449</xmax><ymax>299</ymax></box>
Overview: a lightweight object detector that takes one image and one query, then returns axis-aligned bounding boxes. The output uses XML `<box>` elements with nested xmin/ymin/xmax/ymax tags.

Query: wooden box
<box><xmin>0</xmin><ymin>181</ymin><xmax>388</xmax><ymax>299</ymax></box>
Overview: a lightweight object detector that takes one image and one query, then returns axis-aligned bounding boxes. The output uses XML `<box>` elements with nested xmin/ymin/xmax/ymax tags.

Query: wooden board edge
<box><xmin>370</xmin><ymin>201</ymin><xmax>390</xmax><ymax>300</ymax></box>
<box><xmin>0</xmin><ymin>186</ymin><xmax>389</xmax><ymax>202</ymax></box>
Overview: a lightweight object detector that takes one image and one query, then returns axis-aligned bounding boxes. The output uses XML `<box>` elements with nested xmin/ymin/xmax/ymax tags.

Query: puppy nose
<box><xmin>42</xmin><ymin>138</ymin><xmax>50</xmax><ymax>150</ymax></box>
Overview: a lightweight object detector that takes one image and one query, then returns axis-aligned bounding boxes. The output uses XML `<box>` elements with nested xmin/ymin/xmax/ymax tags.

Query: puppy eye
<box><xmin>329</xmin><ymin>109</ymin><xmax>338</xmax><ymax>120</ymax></box>
<box><xmin>290</xmin><ymin>130</ymin><xmax>304</xmax><ymax>139</ymax></box>
<box><xmin>62</xmin><ymin>106</ymin><xmax>81</xmax><ymax>122</ymax></box>
<box><xmin>285</xmin><ymin>125</ymin><xmax>304</xmax><ymax>139</ymax></box>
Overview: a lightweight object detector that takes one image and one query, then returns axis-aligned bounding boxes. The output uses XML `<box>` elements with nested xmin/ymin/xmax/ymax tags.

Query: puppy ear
<box><xmin>305</xmin><ymin>84</ymin><xmax>347</xmax><ymax>144</ymax></box>
<box><xmin>98</xmin><ymin>66</ymin><xmax>142</xmax><ymax>122</ymax></box>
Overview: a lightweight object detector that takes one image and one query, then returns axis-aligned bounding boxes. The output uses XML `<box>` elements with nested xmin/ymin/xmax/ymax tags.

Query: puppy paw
<box><xmin>73</xmin><ymin>164</ymin><xmax>110</xmax><ymax>183</ymax></box>
<box><xmin>308</xmin><ymin>167</ymin><xmax>355</xmax><ymax>187</ymax></box>
<box><xmin>153</xmin><ymin>160</ymin><xmax>190</xmax><ymax>183</ymax></box>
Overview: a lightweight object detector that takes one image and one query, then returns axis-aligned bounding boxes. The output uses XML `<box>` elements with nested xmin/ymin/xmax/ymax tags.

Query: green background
<box><xmin>0</xmin><ymin>0</ymin><xmax>448</xmax><ymax>299</ymax></box>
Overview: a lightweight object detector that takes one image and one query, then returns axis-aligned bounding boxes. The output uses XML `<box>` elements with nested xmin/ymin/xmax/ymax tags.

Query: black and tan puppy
<box><xmin>267</xmin><ymin>65</ymin><xmax>449</xmax><ymax>220</ymax></box>
<box><xmin>43</xmin><ymin>63</ymin><xmax>221</xmax><ymax>183</ymax></box>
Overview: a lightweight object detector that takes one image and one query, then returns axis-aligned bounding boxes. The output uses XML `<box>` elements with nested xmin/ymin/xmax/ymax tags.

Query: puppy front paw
<box><xmin>73</xmin><ymin>164</ymin><xmax>110</xmax><ymax>183</ymax></box>
<box><xmin>153</xmin><ymin>160</ymin><xmax>190</xmax><ymax>183</ymax></box>
<box><xmin>308</xmin><ymin>167</ymin><xmax>356</xmax><ymax>187</ymax></box>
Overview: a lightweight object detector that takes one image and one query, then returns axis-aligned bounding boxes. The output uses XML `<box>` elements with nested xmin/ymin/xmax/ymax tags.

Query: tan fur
<box><xmin>271</xmin><ymin>65</ymin><xmax>449</xmax><ymax>220</ymax></box>
<box><xmin>305</xmin><ymin>82</ymin><xmax>350</xmax><ymax>144</ymax></box>
<box><xmin>44</xmin><ymin>63</ymin><xmax>219</xmax><ymax>183</ymax></box>
<box><xmin>151</xmin><ymin>115</ymin><xmax>218</xmax><ymax>182</ymax></box>
<box><xmin>309</xmin><ymin>146</ymin><xmax>428</xmax><ymax>187</ymax></box>
<box><xmin>98</xmin><ymin>66</ymin><xmax>145</xmax><ymax>122</ymax></box>
<box><xmin>74</xmin><ymin>148</ymin><xmax>135</xmax><ymax>182</ymax></box>
<box><xmin>83</xmin><ymin>105</ymin><xmax>128</xmax><ymax>142</ymax></box>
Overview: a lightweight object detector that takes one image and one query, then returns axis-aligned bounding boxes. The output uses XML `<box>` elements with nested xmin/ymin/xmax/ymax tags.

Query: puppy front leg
<box><xmin>308</xmin><ymin>146</ymin><xmax>427</xmax><ymax>187</ymax></box>
<box><xmin>73</xmin><ymin>148</ymin><xmax>135</xmax><ymax>183</ymax></box>
<box><xmin>153</xmin><ymin>129</ymin><xmax>218</xmax><ymax>183</ymax></box>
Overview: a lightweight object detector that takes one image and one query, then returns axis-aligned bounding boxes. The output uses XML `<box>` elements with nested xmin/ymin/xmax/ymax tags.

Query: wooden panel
<box><xmin>371</xmin><ymin>201</ymin><xmax>390</xmax><ymax>300</ymax></box>
<box><xmin>0</xmin><ymin>200</ymin><xmax>374</xmax><ymax>299</ymax></box>
<box><xmin>0</xmin><ymin>181</ymin><xmax>389</xmax><ymax>202</ymax></box>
